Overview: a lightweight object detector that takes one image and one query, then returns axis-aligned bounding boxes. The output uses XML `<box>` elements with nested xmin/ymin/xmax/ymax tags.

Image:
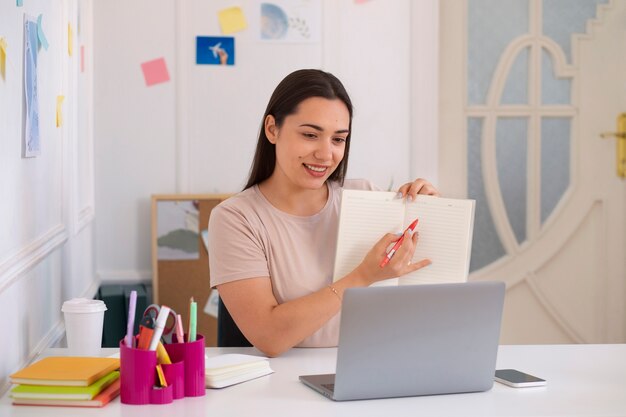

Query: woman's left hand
<box><xmin>397</xmin><ymin>178</ymin><xmax>440</xmax><ymax>200</ymax></box>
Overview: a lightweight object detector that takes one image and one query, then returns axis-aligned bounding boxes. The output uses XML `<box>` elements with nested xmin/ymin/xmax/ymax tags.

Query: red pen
<box><xmin>379</xmin><ymin>218</ymin><xmax>419</xmax><ymax>268</ymax></box>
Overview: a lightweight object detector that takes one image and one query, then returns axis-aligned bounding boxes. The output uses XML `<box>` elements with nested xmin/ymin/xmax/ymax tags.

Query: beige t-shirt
<box><xmin>208</xmin><ymin>179</ymin><xmax>378</xmax><ymax>347</ymax></box>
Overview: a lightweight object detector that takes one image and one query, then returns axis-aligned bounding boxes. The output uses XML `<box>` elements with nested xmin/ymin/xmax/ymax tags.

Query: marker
<box><xmin>379</xmin><ymin>218</ymin><xmax>419</xmax><ymax>268</ymax></box>
<box><xmin>124</xmin><ymin>290</ymin><xmax>137</xmax><ymax>348</ymax></box>
<box><xmin>188</xmin><ymin>298</ymin><xmax>197</xmax><ymax>343</ymax></box>
<box><xmin>137</xmin><ymin>316</ymin><xmax>155</xmax><ymax>350</ymax></box>
<box><xmin>175</xmin><ymin>313</ymin><xmax>185</xmax><ymax>343</ymax></box>
<box><xmin>148</xmin><ymin>305</ymin><xmax>171</xmax><ymax>351</ymax></box>
<box><xmin>155</xmin><ymin>364</ymin><xmax>167</xmax><ymax>387</ymax></box>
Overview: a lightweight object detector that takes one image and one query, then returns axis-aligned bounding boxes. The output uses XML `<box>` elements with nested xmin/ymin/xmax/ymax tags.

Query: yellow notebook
<box><xmin>10</xmin><ymin>357</ymin><xmax>120</xmax><ymax>387</ymax></box>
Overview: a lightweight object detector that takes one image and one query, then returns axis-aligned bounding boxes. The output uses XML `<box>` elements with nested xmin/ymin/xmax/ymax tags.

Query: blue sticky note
<box><xmin>196</xmin><ymin>36</ymin><xmax>234</xmax><ymax>65</ymax></box>
<box><xmin>37</xmin><ymin>14</ymin><xmax>49</xmax><ymax>51</ymax></box>
<box><xmin>17</xmin><ymin>0</ymin><xmax>24</xmax><ymax>6</ymax></box>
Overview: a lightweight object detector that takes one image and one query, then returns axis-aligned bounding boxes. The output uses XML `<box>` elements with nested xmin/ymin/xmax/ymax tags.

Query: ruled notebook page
<box><xmin>401</xmin><ymin>195</ymin><xmax>475</xmax><ymax>285</ymax></box>
<box><xmin>332</xmin><ymin>190</ymin><xmax>475</xmax><ymax>286</ymax></box>
<box><xmin>332</xmin><ymin>190</ymin><xmax>404</xmax><ymax>281</ymax></box>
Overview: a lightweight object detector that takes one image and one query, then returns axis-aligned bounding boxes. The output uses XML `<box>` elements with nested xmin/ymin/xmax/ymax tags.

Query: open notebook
<box><xmin>333</xmin><ymin>190</ymin><xmax>475</xmax><ymax>285</ymax></box>
<box><xmin>205</xmin><ymin>354</ymin><xmax>273</xmax><ymax>388</ymax></box>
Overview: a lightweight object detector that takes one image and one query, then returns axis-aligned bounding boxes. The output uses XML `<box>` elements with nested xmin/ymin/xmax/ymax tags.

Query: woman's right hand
<box><xmin>353</xmin><ymin>229</ymin><xmax>432</xmax><ymax>286</ymax></box>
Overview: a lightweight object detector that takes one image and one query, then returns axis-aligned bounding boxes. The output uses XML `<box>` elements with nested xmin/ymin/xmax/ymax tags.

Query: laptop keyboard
<box><xmin>322</xmin><ymin>383</ymin><xmax>335</xmax><ymax>392</ymax></box>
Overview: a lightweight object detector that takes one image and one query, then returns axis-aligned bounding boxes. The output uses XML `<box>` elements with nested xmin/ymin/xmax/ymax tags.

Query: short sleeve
<box><xmin>207</xmin><ymin>203</ymin><xmax>270</xmax><ymax>288</ymax></box>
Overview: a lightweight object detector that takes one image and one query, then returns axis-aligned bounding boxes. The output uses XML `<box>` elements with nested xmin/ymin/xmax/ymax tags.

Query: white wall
<box><xmin>94</xmin><ymin>0</ymin><xmax>177</xmax><ymax>283</ymax></box>
<box><xmin>94</xmin><ymin>0</ymin><xmax>439</xmax><ymax>285</ymax></box>
<box><xmin>0</xmin><ymin>0</ymin><xmax>96</xmax><ymax>395</ymax></box>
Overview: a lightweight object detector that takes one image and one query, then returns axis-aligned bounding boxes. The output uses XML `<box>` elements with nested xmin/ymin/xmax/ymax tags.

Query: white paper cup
<box><xmin>62</xmin><ymin>298</ymin><xmax>107</xmax><ymax>356</ymax></box>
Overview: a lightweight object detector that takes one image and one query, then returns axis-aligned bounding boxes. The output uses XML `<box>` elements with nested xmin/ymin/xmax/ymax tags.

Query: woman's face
<box><xmin>265</xmin><ymin>97</ymin><xmax>350</xmax><ymax>191</ymax></box>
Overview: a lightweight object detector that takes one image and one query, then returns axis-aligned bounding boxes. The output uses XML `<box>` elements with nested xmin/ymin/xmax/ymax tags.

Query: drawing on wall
<box><xmin>157</xmin><ymin>200</ymin><xmax>200</xmax><ymax>260</ymax></box>
<box><xmin>36</xmin><ymin>14</ymin><xmax>49</xmax><ymax>51</ymax></box>
<box><xmin>258</xmin><ymin>0</ymin><xmax>321</xmax><ymax>43</ymax></box>
<box><xmin>24</xmin><ymin>15</ymin><xmax>40</xmax><ymax>158</ymax></box>
<box><xmin>196</xmin><ymin>36</ymin><xmax>235</xmax><ymax>66</ymax></box>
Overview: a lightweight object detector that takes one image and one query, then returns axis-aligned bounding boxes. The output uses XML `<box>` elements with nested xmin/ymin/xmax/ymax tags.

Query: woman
<box><xmin>208</xmin><ymin>69</ymin><xmax>438</xmax><ymax>357</ymax></box>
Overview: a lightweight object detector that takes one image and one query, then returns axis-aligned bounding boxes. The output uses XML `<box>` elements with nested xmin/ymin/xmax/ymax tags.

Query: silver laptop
<box><xmin>300</xmin><ymin>281</ymin><xmax>505</xmax><ymax>401</ymax></box>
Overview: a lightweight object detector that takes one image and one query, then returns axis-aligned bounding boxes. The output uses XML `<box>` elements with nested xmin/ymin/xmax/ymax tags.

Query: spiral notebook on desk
<box><xmin>332</xmin><ymin>190</ymin><xmax>475</xmax><ymax>285</ymax></box>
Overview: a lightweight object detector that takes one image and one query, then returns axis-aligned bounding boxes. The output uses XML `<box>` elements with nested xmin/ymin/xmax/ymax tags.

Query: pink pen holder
<box><xmin>161</xmin><ymin>361</ymin><xmax>185</xmax><ymax>400</ymax></box>
<box><xmin>165</xmin><ymin>334</ymin><xmax>206</xmax><ymax>397</ymax></box>
<box><xmin>120</xmin><ymin>340</ymin><xmax>179</xmax><ymax>405</ymax></box>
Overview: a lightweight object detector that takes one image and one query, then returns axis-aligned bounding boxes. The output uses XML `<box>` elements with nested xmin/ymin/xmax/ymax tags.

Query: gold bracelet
<box><xmin>327</xmin><ymin>285</ymin><xmax>341</xmax><ymax>302</ymax></box>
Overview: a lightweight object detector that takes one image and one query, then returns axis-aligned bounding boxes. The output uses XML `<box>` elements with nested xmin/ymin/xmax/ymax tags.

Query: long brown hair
<box><xmin>244</xmin><ymin>69</ymin><xmax>353</xmax><ymax>190</ymax></box>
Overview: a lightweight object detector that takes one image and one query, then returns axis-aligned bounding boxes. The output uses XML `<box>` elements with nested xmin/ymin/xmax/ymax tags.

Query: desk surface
<box><xmin>1</xmin><ymin>344</ymin><xmax>625</xmax><ymax>417</ymax></box>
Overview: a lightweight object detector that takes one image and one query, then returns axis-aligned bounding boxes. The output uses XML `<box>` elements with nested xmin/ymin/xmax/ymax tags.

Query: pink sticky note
<box><xmin>140</xmin><ymin>57</ymin><xmax>170</xmax><ymax>86</ymax></box>
<box><xmin>80</xmin><ymin>45</ymin><xmax>85</xmax><ymax>72</ymax></box>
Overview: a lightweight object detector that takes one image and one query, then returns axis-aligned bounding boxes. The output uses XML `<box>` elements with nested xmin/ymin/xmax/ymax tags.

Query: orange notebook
<box><xmin>12</xmin><ymin>378</ymin><xmax>121</xmax><ymax>408</ymax></box>
<box><xmin>10</xmin><ymin>357</ymin><xmax>120</xmax><ymax>387</ymax></box>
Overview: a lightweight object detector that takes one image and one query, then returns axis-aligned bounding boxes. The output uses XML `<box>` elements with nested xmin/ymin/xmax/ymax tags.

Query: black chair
<box><xmin>217</xmin><ymin>297</ymin><xmax>252</xmax><ymax>347</ymax></box>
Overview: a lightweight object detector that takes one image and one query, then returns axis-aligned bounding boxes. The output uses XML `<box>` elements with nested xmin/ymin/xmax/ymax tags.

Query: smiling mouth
<box><xmin>303</xmin><ymin>163</ymin><xmax>328</xmax><ymax>173</ymax></box>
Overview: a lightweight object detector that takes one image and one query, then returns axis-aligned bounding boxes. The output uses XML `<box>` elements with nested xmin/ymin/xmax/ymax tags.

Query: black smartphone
<box><xmin>494</xmin><ymin>369</ymin><xmax>546</xmax><ymax>387</ymax></box>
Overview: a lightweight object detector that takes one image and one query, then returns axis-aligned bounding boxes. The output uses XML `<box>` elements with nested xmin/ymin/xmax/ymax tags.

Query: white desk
<box><xmin>1</xmin><ymin>344</ymin><xmax>625</xmax><ymax>417</ymax></box>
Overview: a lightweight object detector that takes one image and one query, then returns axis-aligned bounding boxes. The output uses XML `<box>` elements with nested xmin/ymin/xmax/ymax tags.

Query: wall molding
<box><xmin>71</xmin><ymin>0</ymin><xmax>95</xmax><ymax>237</ymax></box>
<box><xmin>0</xmin><ymin>225</ymin><xmax>68</xmax><ymax>294</ymax></box>
<box><xmin>97</xmin><ymin>269</ymin><xmax>152</xmax><ymax>284</ymax></box>
<box><xmin>75</xmin><ymin>206</ymin><xmax>95</xmax><ymax>234</ymax></box>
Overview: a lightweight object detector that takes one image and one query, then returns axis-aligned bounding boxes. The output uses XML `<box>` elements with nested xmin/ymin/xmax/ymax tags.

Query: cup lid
<box><xmin>62</xmin><ymin>298</ymin><xmax>107</xmax><ymax>313</ymax></box>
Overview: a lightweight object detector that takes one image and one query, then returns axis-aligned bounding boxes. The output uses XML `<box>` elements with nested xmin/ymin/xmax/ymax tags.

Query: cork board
<box><xmin>151</xmin><ymin>194</ymin><xmax>230</xmax><ymax>347</ymax></box>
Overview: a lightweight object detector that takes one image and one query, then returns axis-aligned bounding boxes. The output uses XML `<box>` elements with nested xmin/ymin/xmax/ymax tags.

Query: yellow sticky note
<box><xmin>0</xmin><ymin>38</ymin><xmax>7</xmax><ymax>80</ymax></box>
<box><xmin>56</xmin><ymin>95</ymin><xmax>65</xmax><ymax>127</ymax></box>
<box><xmin>68</xmin><ymin>23</ymin><xmax>73</xmax><ymax>56</ymax></box>
<box><xmin>218</xmin><ymin>7</ymin><xmax>247</xmax><ymax>35</ymax></box>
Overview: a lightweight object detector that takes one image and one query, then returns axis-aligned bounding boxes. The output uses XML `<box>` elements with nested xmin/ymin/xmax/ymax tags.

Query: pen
<box><xmin>124</xmin><ymin>290</ymin><xmax>137</xmax><ymax>348</ymax></box>
<box><xmin>379</xmin><ymin>218</ymin><xmax>419</xmax><ymax>268</ymax></box>
<box><xmin>148</xmin><ymin>305</ymin><xmax>171</xmax><ymax>351</ymax></box>
<box><xmin>175</xmin><ymin>313</ymin><xmax>185</xmax><ymax>343</ymax></box>
<box><xmin>188</xmin><ymin>297</ymin><xmax>197</xmax><ymax>343</ymax></box>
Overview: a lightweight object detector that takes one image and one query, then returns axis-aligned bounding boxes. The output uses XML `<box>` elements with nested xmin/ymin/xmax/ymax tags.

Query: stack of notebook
<box><xmin>205</xmin><ymin>354</ymin><xmax>273</xmax><ymax>389</ymax></box>
<box><xmin>9</xmin><ymin>357</ymin><xmax>121</xmax><ymax>408</ymax></box>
